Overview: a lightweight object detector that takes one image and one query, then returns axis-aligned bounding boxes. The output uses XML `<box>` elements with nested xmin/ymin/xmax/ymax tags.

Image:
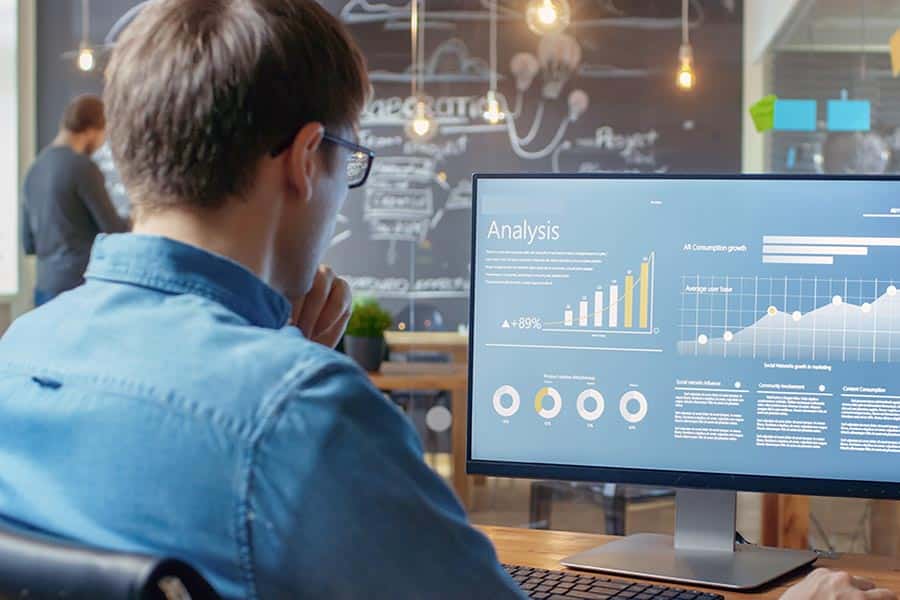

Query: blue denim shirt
<box><xmin>0</xmin><ymin>234</ymin><xmax>523</xmax><ymax>599</ymax></box>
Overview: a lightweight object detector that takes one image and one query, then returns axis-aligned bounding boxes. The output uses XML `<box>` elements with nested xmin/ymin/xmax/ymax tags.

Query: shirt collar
<box><xmin>85</xmin><ymin>233</ymin><xmax>292</xmax><ymax>329</ymax></box>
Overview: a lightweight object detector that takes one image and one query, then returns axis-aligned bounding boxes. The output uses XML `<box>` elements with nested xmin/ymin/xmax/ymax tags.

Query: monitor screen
<box><xmin>469</xmin><ymin>175</ymin><xmax>900</xmax><ymax>491</ymax></box>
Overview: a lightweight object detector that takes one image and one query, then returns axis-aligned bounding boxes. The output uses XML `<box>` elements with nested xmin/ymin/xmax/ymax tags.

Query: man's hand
<box><xmin>782</xmin><ymin>568</ymin><xmax>896</xmax><ymax>600</ymax></box>
<box><xmin>290</xmin><ymin>266</ymin><xmax>352</xmax><ymax>349</ymax></box>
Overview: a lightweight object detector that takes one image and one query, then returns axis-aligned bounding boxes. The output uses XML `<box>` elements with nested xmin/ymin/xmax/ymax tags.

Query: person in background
<box><xmin>21</xmin><ymin>94</ymin><xmax>128</xmax><ymax>306</ymax></box>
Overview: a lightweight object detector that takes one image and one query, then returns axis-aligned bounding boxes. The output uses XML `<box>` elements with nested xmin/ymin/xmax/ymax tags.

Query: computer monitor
<box><xmin>468</xmin><ymin>174</ymin><xmax>900</xmax><ymax>589</ymax></box>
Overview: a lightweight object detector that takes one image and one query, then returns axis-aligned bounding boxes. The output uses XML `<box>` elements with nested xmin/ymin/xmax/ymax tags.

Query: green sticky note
<box><xmin>750</xmin><ymin>94</ymin><xmax>777</xmax><ymax>132</ymax></box>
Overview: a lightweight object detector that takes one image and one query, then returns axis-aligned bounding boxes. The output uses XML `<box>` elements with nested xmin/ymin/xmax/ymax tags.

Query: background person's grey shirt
<box><xmin>22</xmin><ymin>145</ymin><xmax>129</xmax><ymax>296</ymax></box>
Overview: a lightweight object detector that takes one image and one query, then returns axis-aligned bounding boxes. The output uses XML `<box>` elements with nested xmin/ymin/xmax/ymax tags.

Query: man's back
<box><xmin>0</xmin><ymin>234</ymin><xmax>521</xmax><ymax>599</ymax></box>
<box><xmin>22</xmin><ymin>146</ymin><xmax>126</xmax><ymax>297</ymax></box>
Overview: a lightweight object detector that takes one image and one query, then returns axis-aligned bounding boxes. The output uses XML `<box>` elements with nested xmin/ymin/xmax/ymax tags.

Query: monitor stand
<box><xmin>560</xmin><ymin>489</ymin><xmax>817</xmax><ymax>590</ymax></box>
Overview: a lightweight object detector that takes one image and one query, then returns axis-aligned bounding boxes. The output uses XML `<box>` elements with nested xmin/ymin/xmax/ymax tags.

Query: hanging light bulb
<box><xmin>74</xmin><ymin>0</ymin><xmax>95</xmax><ymax>72</ymax></box>
<box><xmin>483</xmin><ymin>90</ymin><xmax>506</xmax><ymax>124</ymax></box>
<box><xmin>405</xmin><ymin>99</ymin><xmax>438</xmax><ymax>141</ymax></box>
<box><xmin>525</xmin><ymin>0</ymin><xmax>571</xmax><ymax>35</ymax></box>
<box><xmin>483</xmin><ymin>0</ymin><xmax>505</xmax><ymax>124</ymax></box>
<box><xmin>404</xmin><ymin>0</ymin><xmax>438</xmax><ymax>141</ymax></box>
<box><xmin>77</xmin><ymin>44</ymin><xmax>95</xmax><ymax>72</ymax></box>
<box><xmin>676</xmin><ymin>43</ymin><xmax>695</xmax><ymax>90</ymax></box>
<box><xmin>675</xmin><ymin>0</ymin><xmax>695</xmax><ymax>90</ymax></box>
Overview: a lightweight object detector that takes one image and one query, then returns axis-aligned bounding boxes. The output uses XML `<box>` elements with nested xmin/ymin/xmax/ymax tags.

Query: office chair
<box><xmin>0</xmin><ymin>522</ymin><xmax>220</xmax><ymax>599</ymax></box>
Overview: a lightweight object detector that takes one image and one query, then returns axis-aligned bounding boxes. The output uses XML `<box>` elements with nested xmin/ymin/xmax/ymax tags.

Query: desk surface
<box><xmin>366</xmin><ymin>361</ymin><xmax>467</xmax><ymax>389</ymax></box>
<box><xmin>384</xmin><ymin>331</ymin><xmax>468</xmax><ymax>347</ymax></box>
<box><xmin>480</xmin><ymin>526</ymin><xmax>900</xmax><ymax>599</ymax></box>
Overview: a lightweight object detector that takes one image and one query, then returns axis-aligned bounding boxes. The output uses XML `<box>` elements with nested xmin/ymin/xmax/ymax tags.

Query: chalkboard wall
<box><xmin>37</xmin><ymin>0</ymin><xmax>744</xmax><ymax>329</ymax></box>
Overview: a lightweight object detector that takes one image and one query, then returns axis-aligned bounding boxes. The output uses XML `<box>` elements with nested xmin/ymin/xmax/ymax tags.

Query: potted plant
<box><xmin>344</xmin><ymin>297</ymin><xmax>393</xmax><ymax>372</ymax></box>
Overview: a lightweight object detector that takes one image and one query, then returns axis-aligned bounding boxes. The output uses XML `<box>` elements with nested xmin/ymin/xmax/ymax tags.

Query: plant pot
<box><xmin>344</xmin><ymin>335</ymin><xmax>386</xmax><ymax>372</ymax></box>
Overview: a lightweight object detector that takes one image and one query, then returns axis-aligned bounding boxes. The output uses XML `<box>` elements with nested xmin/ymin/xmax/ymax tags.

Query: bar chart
<box><xmin>548</xmin><ymin>253</ymin><xmax>656</xmax><ymax>335</ymax></box>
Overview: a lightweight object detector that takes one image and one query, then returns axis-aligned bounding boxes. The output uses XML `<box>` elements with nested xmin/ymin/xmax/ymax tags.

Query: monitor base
<box><xmin>560</xmin><ymin>533</ymin><xmax>817</xmax><ymax>590</ymax></box>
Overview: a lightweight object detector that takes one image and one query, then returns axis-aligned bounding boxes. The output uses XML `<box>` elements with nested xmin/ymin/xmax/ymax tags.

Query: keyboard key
<box><xmin>568</xmin><ymin>591</ymin><xmax>615</xmax><ymax>600</ymax></box>
<box><xmin>532</xmin><ymin>594</ymin><xmax>549</xmax><ymax>600</ymax></box>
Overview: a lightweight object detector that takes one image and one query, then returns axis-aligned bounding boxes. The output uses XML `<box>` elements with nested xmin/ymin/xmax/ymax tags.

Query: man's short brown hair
<box><xmin>61</xmin><ymin>95</ymin><xmax>105</xmax><ymax>134</ymax></box>
<box><xmin>104</xmin><ymin>0</ymin><xmax>368</xmax><ymax>210</ymax></box>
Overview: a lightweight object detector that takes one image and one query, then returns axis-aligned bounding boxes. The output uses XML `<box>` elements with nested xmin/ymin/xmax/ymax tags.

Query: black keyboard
<box><xmin>502</xmin><ymin>564</ymin><xmax>725</xmax><ymax>600</ymax></box>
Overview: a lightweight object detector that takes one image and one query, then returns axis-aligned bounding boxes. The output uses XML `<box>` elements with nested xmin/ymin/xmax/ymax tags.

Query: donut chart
<box><xmin>534</xmin><ymin>387</ymin><xmax>563</xmax><ymax>419</ymax></box>
<box><xmin>576</xmin><ymin>389</ymin><xmax>605</xmax><ymax>421</ymax></box>
<box><xmin>492</xmin><ymin>385</ymin><xmax>521</xmax><ymax>417</ymax></box>
<box><xmin>619</xmin><ymin>390</ymin><xmax>648</xmax><ymax>424</ymax></box>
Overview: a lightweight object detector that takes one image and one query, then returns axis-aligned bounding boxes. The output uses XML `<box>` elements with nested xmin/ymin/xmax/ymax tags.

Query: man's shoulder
<box><xmin>24</xmin><ymin>147</ymin><xmax>96</xmax><ymax>186</ymax></box>
<box><xmin>0</xmin><ymin>290</ymin><xmax>375</xmax><ymax>439</ymax></box>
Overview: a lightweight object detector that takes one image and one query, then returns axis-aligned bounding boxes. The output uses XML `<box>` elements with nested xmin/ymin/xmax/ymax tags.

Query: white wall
<box><xmin>742</xmin><ymin>0</ymin><xmax>807</xmax><ymax>173</ymax></box>
<box><xmin>745</xmin><ymin>0</ymin><xmax>807</xmax><ymax>64</ymax></box>
<box><xmin>0</xmin><ymin>0</ymin><xmax>35</xmax><ymax>332</ymax></box>
<box><xmin>0</xmin><ymin>0</ymin><xmax>17</xmax><ymax>298</ymax></box>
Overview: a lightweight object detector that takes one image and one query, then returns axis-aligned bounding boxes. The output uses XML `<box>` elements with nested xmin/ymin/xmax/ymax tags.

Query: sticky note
<box><xmin>891</xmin><ymin>29</ymin><xmax>900</xmax><ymax>76</ymax></box>
<box><xmin>827</xmin><ymin>99</ymin><xmax>870</xmax><ymax>131</ymax></box>
<box><xmin>749</xmin><ymin>94</ymin><xmax>777</xmax><ymax>132</ymax></box>
<box><xmin>774</xmin><ymin>99</ymin><xmax>817</xmax><ymax>131</ymax></box>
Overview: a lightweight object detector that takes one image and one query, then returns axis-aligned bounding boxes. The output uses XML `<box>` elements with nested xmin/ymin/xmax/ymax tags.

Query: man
<box><xmin>0</xmin><ymin>2</ymin><xmax>891</xmax><ymax>599</ymax></box>
<box><xmin>1</xmin><ymin>1</ymin><xmax>519</xmax><ymax>598</ymax></box>
<box><xmin>21</xmin><ymin>95</ymin><xmax>129</xmax><ymax>306</ymax></box>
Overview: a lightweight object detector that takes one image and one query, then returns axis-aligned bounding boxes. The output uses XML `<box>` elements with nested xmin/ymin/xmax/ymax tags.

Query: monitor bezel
<box><xmin>467</xmin><ymin>172</ymin><xmax>900</xmax><ymax>500</ymax></box>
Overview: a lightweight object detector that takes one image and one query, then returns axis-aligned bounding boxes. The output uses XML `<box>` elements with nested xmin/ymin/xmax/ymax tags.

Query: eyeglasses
<box><xmin>270</xmin><ymin>130</ymin><xmax>375</xmax><ymax>189</ymax></box>
<box><xmin>323</xmin><ymin>132</ymin><xmax>375</xmax><ymax>189</ymax></box>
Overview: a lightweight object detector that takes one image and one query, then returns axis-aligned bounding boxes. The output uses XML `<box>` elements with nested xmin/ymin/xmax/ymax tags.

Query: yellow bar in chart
<box><xmin>639</xmin><ymin>261</ymin><xmax>649</xmax><ymax>329</ymax></box>
<box><xmin>624</xmin><ymin>274</ymin><xmax>634</xmax><ymax>328</ymax></box>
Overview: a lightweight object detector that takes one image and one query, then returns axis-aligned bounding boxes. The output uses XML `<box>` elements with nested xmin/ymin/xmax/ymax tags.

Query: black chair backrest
<box><xmin>0</xmin><ymin>523</ymin><xmax>220</xmax><ymax>600</ymax></box>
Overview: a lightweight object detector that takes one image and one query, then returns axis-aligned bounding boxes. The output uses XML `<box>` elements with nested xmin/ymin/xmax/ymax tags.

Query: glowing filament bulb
<box><xmin>77</xmin><ymin>46</ymin><xmax>95</xmax><ymax>72</ymax></box>
<box><xmin>483</xmin><ymin>91</ymin><xmax>506</xmax><ymax>124</ymax></box>
<box><xmin>538</xmin><ymin>1</ymin><xmax>557</xmax><ymax>25</ymax></box>
<box><xmin>676</xmin><ymin>44</ymin><xmax>695</xmax><ymax>90</ymax></box>
<box><xmin>526</xmin><ymin>0</ymin><xmax>571</xmax><ymax>35</ymax></box>
<box><xmin>405</xmin><ymin>100</ymin><xmax>438</xmax><ymax>141</ymax></box>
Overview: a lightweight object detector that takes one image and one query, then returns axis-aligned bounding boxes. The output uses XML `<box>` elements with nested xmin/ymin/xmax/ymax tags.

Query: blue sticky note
<box><xmin>827</xmin><ymin>99</ymin><xmax>870</xmax><ymax>131</ymax></box>
<box><xmin>774</xmin><ymin>100</ymin><xmax>817</xmax><ymax>131</ymax></box>
<box><xmin>786</xmin><ymin>146</ymin><xmax>797</xmax><ymax>169</ymax></box>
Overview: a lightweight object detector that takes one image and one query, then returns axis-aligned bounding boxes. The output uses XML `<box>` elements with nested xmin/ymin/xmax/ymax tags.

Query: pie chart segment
<box><xmin>534</xmin><ymin>386</ymin><xmax>563</xmax><ymax>419</ymax></box>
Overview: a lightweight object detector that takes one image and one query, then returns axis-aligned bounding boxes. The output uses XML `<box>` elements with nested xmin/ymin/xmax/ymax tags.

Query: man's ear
<box><xmin>285</xmin><ymin>122</ymin><xmax>325</xmax><ymax>205</ymax></box>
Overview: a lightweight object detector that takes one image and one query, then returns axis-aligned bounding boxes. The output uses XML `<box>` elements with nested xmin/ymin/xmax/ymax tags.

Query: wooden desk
<box><xmin>367</xmin><ymin>362</ymin><xmax>470</xmax><ymax>505</ymax></box>
<box><xmin>481</xmin><ymin>525</ymin><xmax>900</xmax><ymax>598</ymax></box>
<box><xmin>384</xmin><ymin>331</ymin><xmax>468</xmax><ymax>363</ymax></box>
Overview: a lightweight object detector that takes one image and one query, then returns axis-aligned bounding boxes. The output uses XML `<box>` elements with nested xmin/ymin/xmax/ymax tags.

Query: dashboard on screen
<box><xmin>469</xmin><ymin>176</ymin><xmax>900</xmax><ymax>486</ymax></box>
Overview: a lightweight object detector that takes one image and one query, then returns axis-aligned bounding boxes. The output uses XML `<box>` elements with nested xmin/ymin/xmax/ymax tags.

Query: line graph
<box><xmin>677</xmin><ymin>275</ymin><xmax>900</xmax><ymax>363</ymax></box>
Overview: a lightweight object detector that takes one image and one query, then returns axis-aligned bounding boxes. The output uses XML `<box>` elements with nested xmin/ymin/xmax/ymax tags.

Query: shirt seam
<box><xmin>0</xmin><ymin>361</ymin><xmax>255</xmax><ymax>441</ymax></box>
<box><xmin>235</xmin><ymin>359</ymin><xmax>353</xmax><ymax>600</ymax></box>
